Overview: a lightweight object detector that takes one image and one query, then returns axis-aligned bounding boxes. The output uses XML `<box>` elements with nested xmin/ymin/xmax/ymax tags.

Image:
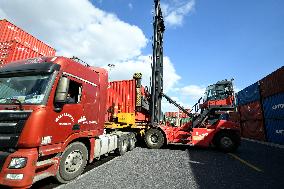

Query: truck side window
<box><xmin>67</xmin><ymin>79</ymin><xmax>82</xmax><ymax>104</ymax></box>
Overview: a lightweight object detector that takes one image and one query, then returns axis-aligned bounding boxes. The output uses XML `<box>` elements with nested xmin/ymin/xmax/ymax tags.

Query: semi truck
<box><xmin>0</xmin><ymin>56</ymin><xmax>136</xmax><ymax>188</ymax></box>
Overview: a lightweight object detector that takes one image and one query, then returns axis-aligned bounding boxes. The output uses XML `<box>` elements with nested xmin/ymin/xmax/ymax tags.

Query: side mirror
<box><xmin>54</xmin><ymin>77</ymin><xmax>69</xmax><ymax>104</ymax></box>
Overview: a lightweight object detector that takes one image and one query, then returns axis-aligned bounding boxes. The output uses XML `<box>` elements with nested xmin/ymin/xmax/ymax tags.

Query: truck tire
<box><xmin>56</xmin><ymin>142</ymin><xmax>88</xmax><ymax>183</ymax></box>
<box><xmin>145</xmin><ymin>128</ymin><xmax>165</xmax><ymax>149</ymax></box>
<box><xmin>216</xmin><ymin>132</ymin><xmax>239</xmax><ymax>152</ymax></box>
<box><xmin>116</xmin><ymin>136</ymin><xmax>129</xmax><ymax>156</ymax></box>
<box><xmin>128</xmin><ymin>136</ymin><xmax>136</xmax><ymax>151</ymax></box>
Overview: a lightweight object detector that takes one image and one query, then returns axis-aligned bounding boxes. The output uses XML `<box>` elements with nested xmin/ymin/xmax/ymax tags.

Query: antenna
<box><xmin>70</xmin><ymin>56</ymin><xmax>90</xmax><ymax>67</ymax></box>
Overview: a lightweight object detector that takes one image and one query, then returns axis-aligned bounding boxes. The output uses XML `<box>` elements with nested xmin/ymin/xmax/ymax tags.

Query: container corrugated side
<box><xmin>108</xmin><ymin>79</ymin><xmax>136</xmax><ymax>114</ymax></box>
<box><xmin>263</xmin><ymin>92</ymin><xmax>284</xmax><ymax>119</ymax></box>
<box><xmin>238</xmin><ymin>100</ymin><xmax>263</xmax><ymax>121</ymax></box>
<box><xmin>260</xmin><ymin>66</ymin><xmax>284</xmax><ymax>98</ymax></box>
<box><xmin>241</xmin><ymin>120</ymin><xmax>266</xmax><ymax>141</ymax></box>
<box><xmin>0</xmin><ymin>19</ymin><xmax>55</xmax><ymax>56</ymax></box>
<box><xmin>107</xmin><ymin>79</ymin><xmax>148</xmax><ymax>122</ymax></box>
<box><xmin>165</xmin><ymin>112</ymin><xmax>178</xmax><ymax>118</ymax></box>
<box><xmin>265</xmin><ymin>119</ymin><xmax>284</xmax><ymax>145</ymax></box>
<box><xmin>237</xmin><ymin>82</ymin><xmax>260</xmax><ymax>106</ymax></box>
<box><xmin>0</xmin><ymin>41</ymin><xmax>42</xmax><ymax>64</ymax></box>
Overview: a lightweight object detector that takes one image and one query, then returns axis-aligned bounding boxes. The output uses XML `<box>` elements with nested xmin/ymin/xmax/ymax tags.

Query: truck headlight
<box><xmin>8</xmin><ymin>158</ymin><xmax>27</xmax><ymax>169</ymax></box>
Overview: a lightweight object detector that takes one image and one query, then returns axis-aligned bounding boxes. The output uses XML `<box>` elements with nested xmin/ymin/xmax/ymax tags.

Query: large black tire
<box><xmin>215</xmin><ymin>132</ymin><xmax>240</xmax><ymax>152</ymax></box>
<box><xmin>116</xmin><ymin>136</ymin><xmax>129</xmax><ymax>156</ymax></box>
<box><xmin>56</xmin><ymin>142</ymin><xmax>88</xmax><ymax>184</ymax></box>
<box><xmin>128</xmin><ymin>135</ymin><xmax>136</xmax><ymax>151</ymax></box>
<box><xmin>145</xmin><ymin>128</ymin><xmax>165</xmax><ymax>149</ymax></box>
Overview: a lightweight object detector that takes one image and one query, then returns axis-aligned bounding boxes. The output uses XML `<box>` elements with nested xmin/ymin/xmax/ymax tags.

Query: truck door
<box><xmin>43</xmin><ymin>75</ymin><xmax>85</xmax><ymax>144</ymax></box>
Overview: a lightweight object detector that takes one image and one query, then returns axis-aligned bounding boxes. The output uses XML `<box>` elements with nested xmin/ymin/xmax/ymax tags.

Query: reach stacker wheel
<box><xmin>145</xmin><ymin>128</ymin><xmax>165</xmax><ymax>149</ymax></box>
<box><xmin>216</xmin><ymin>132</ymin><xmax>239</xmax><ymax>152</ymax></box>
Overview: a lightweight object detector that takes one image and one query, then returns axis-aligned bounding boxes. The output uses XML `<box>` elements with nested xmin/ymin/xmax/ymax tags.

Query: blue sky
<box><xmin>0</xmin><ymin>0</ymin><xmax>283</xmax><ymax>111</ymax></box>
<box><xmin>92</xmin><ymin>0</ymin><xmax>284</xmax><ymax>109</ymax></box>
<box><xmin>94</xmin><ymin>0</ymin><xmax>284</xmax><ymax>87</ymax></box>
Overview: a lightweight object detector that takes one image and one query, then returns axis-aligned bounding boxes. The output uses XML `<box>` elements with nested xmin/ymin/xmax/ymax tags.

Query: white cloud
<box><xmin>0</xmin><ymin>0</ymin><xmax>147</xmax><ymax>66</ymax></box>
<box><xmin>179</xmin><ymin>85</ymin><xmax>206</xmax><ymax>100</ymax></box>
<box><xmin>0</xmin><ymin>0</ymin><xmax>185</xmax><ymax>111</ymax></box>
<box><xmin>161</xmin><ymin>0</ymin><xmax>195</xmax><ymax>27</ymax></box>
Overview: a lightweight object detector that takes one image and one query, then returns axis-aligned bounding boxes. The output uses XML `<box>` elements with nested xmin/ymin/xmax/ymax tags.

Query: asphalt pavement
<box><xmin>50</xmin><ymin>140</ymin><xmax>284</xmax><ymax>189</ymax></box>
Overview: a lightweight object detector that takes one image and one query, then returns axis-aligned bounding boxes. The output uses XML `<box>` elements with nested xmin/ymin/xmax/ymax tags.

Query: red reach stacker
<box><xmin>143</xmin><ymin>0</ymin><xmax>241</xmax><ymax>152</ymax></box>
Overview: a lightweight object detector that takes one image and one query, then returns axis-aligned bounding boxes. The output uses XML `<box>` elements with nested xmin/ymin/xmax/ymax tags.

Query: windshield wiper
<box><xmin>4</xmin><ymin>98</ymin><xmax>24</xmax><ymax>111</ymax></box>
<box><xmin>12</xmin><ymin>99</ymin><xmax>24</xmax><ymax>111</ymax></box>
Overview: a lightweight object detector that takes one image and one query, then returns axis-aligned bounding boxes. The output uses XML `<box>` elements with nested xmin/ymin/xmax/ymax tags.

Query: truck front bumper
<box><xmin>0</xmin><ymin>148</ymin><xmax>38</xmax><ymax>188</ymax></box>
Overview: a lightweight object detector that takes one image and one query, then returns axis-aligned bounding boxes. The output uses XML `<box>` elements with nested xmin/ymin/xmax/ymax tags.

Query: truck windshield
<box><xmin>0</xmin><ymin>74</ymin><xmax>52</xmax><ymax>104</ymax></box>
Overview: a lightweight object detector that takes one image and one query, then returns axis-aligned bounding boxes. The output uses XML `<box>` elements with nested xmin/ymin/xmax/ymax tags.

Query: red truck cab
<box><xmin>0</xmin><ymin>56</ymin><xmax>110</xmax><ymax>188</ymax></box>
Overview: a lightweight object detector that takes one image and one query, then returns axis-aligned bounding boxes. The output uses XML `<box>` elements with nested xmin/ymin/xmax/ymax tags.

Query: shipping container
<box><xmin>265</xmin><ymin>119</ymin><xmax>284</xmax><ymax>145</ymax></box>
<box><xmin>241</xmin><ymin>120</ymin><xmax>266</xmax><ymax>141</ymax></box>
<box><xmin>239</xmin><ymin>100</ymin><xmax>263</xmax><ymax>121</ymax></box>
<box><xmin>0</xmin><ymin>41</ymin><xmax>43</xmax><ymax>64</ymax></box>
<box><xmin>165</xmin><ymin>112</ymin><xmax>178</xmax><ymax>118</ymax></box>
<box><xmin>0</xmin><ymin>19</ymin><xmax>55</xmax><ymax>56</ymax></box>
<box><xmin>260</xmin><ymin>66</ymin><xmax>284</xmax><ymax>98</ymax></box>
<box><xmin>107</xmin><ymin>79</ymin><xmax>148</xmax><ymax>122</ymax></box>
<box><xmin>263</xmin><ymin>92</ymin><xmax>284</xmax><ymax>119</ymax></box>
<box><xmin>228</xmin><ymin>111</ymin><xmax>240</xmax><ymax>123</ymax></box>
<box><xmin>165</xmin><ymin>110</ymin><xmax>190</xmax><ymax>119</ymax></box>
<box><xmin>237</xmin><ymin>82</ymin><xmax>260</xmax><ymax>106</ymax></box>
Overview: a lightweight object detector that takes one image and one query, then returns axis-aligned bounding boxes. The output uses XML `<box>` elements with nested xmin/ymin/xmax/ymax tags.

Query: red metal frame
<box><xmin>161</xmin><ymin>119</ymin><xmax>240</xmax><ymax>147</ymax></box>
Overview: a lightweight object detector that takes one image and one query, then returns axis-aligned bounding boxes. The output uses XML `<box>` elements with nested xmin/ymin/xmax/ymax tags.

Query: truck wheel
<box><xmin>56</xmin><ymin>142</ymin><xmax>88</xmax><ymax>183</ymax></box>
<box><xmin>116</xmin><ymin>137</ymin><xmax>129</xmax><ymax>156</ymax></box>
<box><xmin>128</xmin><ymin>136</ymin><xmax>136</xmax><ymax>151</ymax></box>
<box><xmin>145</xmin><ymin>128</ymin><xmax>165</xmax><ymax>149</ymax></box>
<box><xmin>216</xmin><ymin>132</ymin><xmax>239</xmax><ymax>152</ymax></box>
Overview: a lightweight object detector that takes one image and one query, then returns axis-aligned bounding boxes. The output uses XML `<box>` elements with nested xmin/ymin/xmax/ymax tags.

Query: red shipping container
<box><xmin>260</xmin><ymin>66</ymin><xmax>284</xmax><ymax>98</ymax></box>
<box><xmin>238</xmin><ymin>100</ymin><xmax>263</xmax><ymax>121</ymax></box>
<box><xmin>0</xmin><ymin>41</ymin><xmax>43</xmax><ymax>64</ymax></box>
<box><xmin>228</xmin><ymin>111</ymin><xmax>241</xmax><ymax>123</ymax></box>
<box><xmin>0</xmin><ymin>19</ymin><xmax>55</xmax><ymax>56</ymax></box>
<box><xmin>178</xmin><ymin>109</ymin><xmax>190</xmax><ymax>118</ymax></box>
<box><xmin>107</xmin><ymin>79</ymin><xmax>148</xmax><ymax>122</ymax></box>
<box><xmin>241</xmin><ymin>120</ymin><xmax>266</xmax><ymax>141</ymax></box>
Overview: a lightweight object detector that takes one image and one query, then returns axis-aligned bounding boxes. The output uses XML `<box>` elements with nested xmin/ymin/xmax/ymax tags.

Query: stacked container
<box><xmin>237</xmin><ymin>82</ymin><xmax>266</xmax><ymax>141</ymax></box>
<box><xmin>0</xmin><ymin>19</ymin><xmax>55</xmax><ymax>65</ymax></box>
<box><xmin>260</xmin><ymin>67</ymin><xmax>284</xmax><ymax>144</ymax></box>
<box><xmin>237</xmin><ymin>66</ymin><xmax>284</xmax><ymax>145</ymax></box>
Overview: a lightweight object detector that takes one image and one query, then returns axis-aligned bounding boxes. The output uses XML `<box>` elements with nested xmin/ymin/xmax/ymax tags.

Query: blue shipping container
<box><xmin>237</xmin><ymin>82</ymin><xmax>260</xmax><ymax>106</ymax></box>
<box><xmin>263</xmin><ymin>92</ymin><xmax>284</xmax><ymax>119</ymax></box>
<box><xmin>265</xmin><ymin>119</ymin><xmax>284</xmax><ymax>145</ymax></box>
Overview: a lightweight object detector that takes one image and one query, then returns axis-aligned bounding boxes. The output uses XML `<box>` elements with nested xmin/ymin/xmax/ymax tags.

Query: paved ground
<box><xmin>33</xmin><ymin>140</ymin><xmax>284</xmax><ymax>189</ymax></box>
